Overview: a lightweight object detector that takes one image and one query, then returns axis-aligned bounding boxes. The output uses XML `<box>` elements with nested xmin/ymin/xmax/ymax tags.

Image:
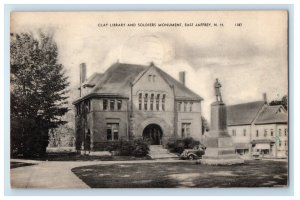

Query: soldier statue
<box><xmin>214</xmin><ymin>78</ymin><xmax>223</xmax><ymax>102</ymax></box>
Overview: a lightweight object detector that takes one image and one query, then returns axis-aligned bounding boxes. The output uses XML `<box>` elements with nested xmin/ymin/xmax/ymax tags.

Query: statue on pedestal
<box><xmin>200</xmin><ymin>78</ymin><xmax>244</xmax><ymax>165</ymax></box>
<box><xmin>214</xmin><ymin>78</ymin><xmax>223</xmax><ymax>102</ymax></box>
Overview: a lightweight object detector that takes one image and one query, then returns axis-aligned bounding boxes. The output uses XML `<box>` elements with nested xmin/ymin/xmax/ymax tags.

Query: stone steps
<box><xmin>148</xmin><ymin>145</ymin><xmax>179</xmax><ymax>160</ymax></box>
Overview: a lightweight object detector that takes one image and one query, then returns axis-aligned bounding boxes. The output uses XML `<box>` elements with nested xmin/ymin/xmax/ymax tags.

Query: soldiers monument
<box><xmin>201</xmin><ymin>79</ymin><xmax>244</xmax><ymax>165</ymax></box>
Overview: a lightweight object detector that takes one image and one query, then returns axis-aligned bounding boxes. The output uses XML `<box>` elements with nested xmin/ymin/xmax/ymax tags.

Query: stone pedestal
<box><xmin>201</xmin><ymin>101</ymin><xmax>244</xmax><ymax>165</ymax></box>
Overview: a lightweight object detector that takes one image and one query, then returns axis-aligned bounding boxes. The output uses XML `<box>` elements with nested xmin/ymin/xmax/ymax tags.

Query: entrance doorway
<box><xmin>143</xmin><ymin>124</ymin><xmax>163</xmax><ymax>145</ymax></box>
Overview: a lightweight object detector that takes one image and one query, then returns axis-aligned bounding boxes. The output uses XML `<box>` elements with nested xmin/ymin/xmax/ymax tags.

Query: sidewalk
<box><xmin>10</xmin><ymin>158</ymin><xmax>186</xmax><ymax>188</ymax></box>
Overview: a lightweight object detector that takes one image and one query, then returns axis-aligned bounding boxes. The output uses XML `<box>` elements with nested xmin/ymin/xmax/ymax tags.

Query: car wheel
<box><xmin>188</xmin><ymin>155</ymin><xmax>195</xmax><ymax>160</ymax></box>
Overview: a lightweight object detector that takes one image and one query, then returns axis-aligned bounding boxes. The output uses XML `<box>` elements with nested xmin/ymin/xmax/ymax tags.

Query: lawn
<box><xmin>12</xmin><ymin>152</ymin><xmax>151</xmax><ymax>161</ymax></box>
<box><xmin>71</xmin><ymin>160</ymin><xmax>288</xmax><ymax>188</ymax></box>
<box><xmin>10</xmin><ymin>161</ymin><xmax>36</xmax><ymax>169</ymax></box>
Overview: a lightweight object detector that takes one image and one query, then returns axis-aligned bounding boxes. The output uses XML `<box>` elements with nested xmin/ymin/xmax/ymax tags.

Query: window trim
<box><xmin>117</xmin><ymin>99</ymin><xmax>122</xmax><ymax>111</ymax></box>
<box><xmin>181</xmin><ymin>123</ymin><xmax>191</xmax><ymax>137</ymax></box>
<box><xmin>110</xmin><ymin>99</ymin><xmax>115</xmax><ymax>111</ymax></box>
<box><xmin>106</xmin><ymin>123</ymin><xmax>119</xmax><ymax>141</ymax></box>
<box><xmin>103</xmin><ymin>99</ymin><xmax>108</xmax><ymax>110</ymax></box>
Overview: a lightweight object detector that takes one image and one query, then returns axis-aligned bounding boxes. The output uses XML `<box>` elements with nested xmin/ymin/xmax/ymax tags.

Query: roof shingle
<box><xmin>227</xmin><ymin>101</ymin><xmax>265</xmax><ymax>126</ymax></box>
<box><xmin>77</xmin><ymin>62</ymin><xmax>203</xmax><ymax>101</ymax></box>
<box><xmin>254</xmin><ymin>105</ymin><xmax>288</xmax><ymax>124</ymax></box>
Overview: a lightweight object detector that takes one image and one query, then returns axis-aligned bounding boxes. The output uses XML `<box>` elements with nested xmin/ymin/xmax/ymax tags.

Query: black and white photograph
<box><xmin>9</xmin><ymin>11</ymin><xmax>288</xmax><ymax>188</ymax></box>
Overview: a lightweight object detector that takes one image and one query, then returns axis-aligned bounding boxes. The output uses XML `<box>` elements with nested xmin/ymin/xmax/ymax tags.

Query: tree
<box><xmin>269</xmin><ymin>95</ymin><xmax>288</xmax><ymax>111</ymax></box>
<box><xmin>10</xmin><ymin>32</ymin><xmax>70</xmax><ymax>157</ymax></box>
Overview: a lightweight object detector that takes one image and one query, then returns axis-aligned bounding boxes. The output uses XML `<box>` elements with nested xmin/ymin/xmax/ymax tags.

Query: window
<box><xmin>153</xmin><ymin>75</ymin><xmax>156</xmax><ymax>82</ymax></box>
<box><xmin>279</xmin><ymin>140</ymin><xmax>282</xmax><ymax>147</ymax></box>
<box><xmin>148</xmin><ymin>75</ymin><xmax>152</xmax><ymax>81</ymax></box>
<box><xmin>271</xmin><ymin>129</ymin><xmax>274</xmax><ymax>137</ymax></box>
<box><xmin>256</xmin><ymin>130</ymin><xmax>259</xmax><ymax>137</ymax></box>
<box><xmin>162</xmin><ymin>94</ymin><xmax>166</xmax><ymax>111</ymax></box>
<box><xmin>150</xmin><ymin>94</ymin><xmax>154</xmax><ymax>111</ymax></box>
<box><xmin>85</xmin><ymin>100</ymin><xmax>91</xmax><ymax>112</ymax></box>
<box><xmin>107</xmin><ymin>123</ymin><xmax>119</xmax><ymax>141</ymax></box>
<box><xmin>189</xmin><ymin>102</ymin><xmax>193</xmax><ymax>112</ymax></box>
<box><xmin>284</xmin><ymin>140</ymin><xmax>287</xmax><ymax>147</ymax></box>
<box><xmin>103</xmin><ymin>99</ymin><xmax>108</xmax><ymax>110</ymax></box>
<box><xmin>243</xmin><ymin>129</ymin><xmax>246</xmax><ymax>136</ymax></box>
<box><xmin>138</xmin><ymin>93</ymin><xmax>142</xmax><ymax>110</ymax></box>
<box><xmin>264</xmin><ymin>129</ymin><xmax>267</xmax><ymax>137</ymax></box>
<box><xmin>178</xmin><ymin>102</ymin><xmax>182</xmax><ymax>112</ymax></box>
<box><xmin>156</xmin><ymin>94</ymin><xmax>160</xmax><ymax>110</ymax></box>
<box><xmin>184</xmin><ymin>102</ymin><xmax>187</xmax><ymax>112</ymax></box>
<box><xmin>117</xmin><ymin>100</ymin><xmax>122</xmax><ymax>110</ymax></box>
<box><xmin>284</xmin><ymin>128</ymin><xmax>287</xmax><ymax>136</ymax></box>
<box><xmin>181</xmin><ymin>123</ymin><xmax>191</xmax><ymax>137</ymax></box>
<box><xmin>278</xmin><ymin>129</ymin><xmax>282</xmax><ymax>137</ymax></box>
<box><xmin>232</xmin><ymin>129</ymin><xmax>236</xmax><ymax>136</ymax></box>
<box><xmin>144</xmin><ymin>93</ymin><xmax>148</xmax><ymax>110</ymax></box>
<box><xmin>110</xmin><ymin>100</ymin><xmax>115</xmax><ymax>110</ymax></box>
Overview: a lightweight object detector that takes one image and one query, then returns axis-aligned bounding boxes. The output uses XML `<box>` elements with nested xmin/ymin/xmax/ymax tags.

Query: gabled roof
<box><xmin>90</xmin><ymin>63</ymin><xmax>147</xmax><ymax>96</ymax></box>
<box><xmin>74</xmin><ymin>62</ymin><xmax>203</xmax><ymax>103</ymax></box>
<box><xmin>154</xmin><ymin>66</ymin><xmax>203</xmax><ymax>101</ymax></box>
<box><xmin>227</xmin><ymin>101</ymin><xmax>265</xmax><ymax>126</ymax></box>
<box><xmin>254</xmin><ymin>105</ymin><xmax>288</xmax><ymax>125</ymax></box>
<box><xmin>82</xmin><ymin>73</ymin><xmax>104</xmax><ymax>88</ymax></box>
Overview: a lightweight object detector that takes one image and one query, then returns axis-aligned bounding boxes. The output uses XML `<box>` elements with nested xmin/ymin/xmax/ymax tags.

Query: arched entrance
<box><xmin>143</xmin><ymin>124</ymin><xmax>163</xmax><ymax>145</ymax></box>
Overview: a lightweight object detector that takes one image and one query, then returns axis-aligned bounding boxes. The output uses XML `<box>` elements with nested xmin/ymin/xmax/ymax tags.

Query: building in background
<box><xmin>227</xmin><ymin>95</ymin><xmax>288</xmax><ymax>158</ymax></box>
<box><xmin>73</xmin><ymin>62</ymin><xmax>203</xmax><ymax>151</ymax></box>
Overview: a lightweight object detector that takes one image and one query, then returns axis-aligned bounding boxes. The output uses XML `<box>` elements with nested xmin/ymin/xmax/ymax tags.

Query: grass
<box><xmin>12</xmin><ymin>152</ymin><xmax>151</xmax><ymax>161</ymax></box>
<box><xmin>71</xmin><ymin>160</ymin><xmax>288</xmax><ymax>188</ymax></box>
<box><xmin>10</xmin><ymin>161</ymin><xmax>36</xmax><ymax>169</ymax></box>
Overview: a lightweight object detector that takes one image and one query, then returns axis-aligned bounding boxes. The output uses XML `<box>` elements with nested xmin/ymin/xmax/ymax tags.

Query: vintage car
<box><xmin>180</xmin><ymin>145</ymin><xmax>206</xmax><ymax>160</ymax></box>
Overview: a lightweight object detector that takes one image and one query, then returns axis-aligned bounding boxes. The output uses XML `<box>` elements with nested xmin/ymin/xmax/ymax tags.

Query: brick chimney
<box><xmin>263</xmin><ymin>93</ymin><xmax>267</xmax><ymax>103</ymax></box>
<box><xmin>179</xmin><ymin>71</ymin><xmax>186</xmax><ymax>86</ymax></box>
<box><xmin>80</xmin><ymin>63</ymin><xmax>86</xmax><ymax>84</ymax></box>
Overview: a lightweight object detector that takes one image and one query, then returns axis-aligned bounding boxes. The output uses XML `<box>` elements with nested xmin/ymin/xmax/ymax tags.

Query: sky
<box><xmin>10</xmin><ymin>11</ymin><xmax>288</xmax><ymax>120</ymax></box>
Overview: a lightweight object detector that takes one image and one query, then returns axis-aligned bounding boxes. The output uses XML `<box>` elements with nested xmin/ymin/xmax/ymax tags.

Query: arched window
<box><xmin>103</xmin><ymin>99</ymin><xmax>108</xmax><ymax>110</ymax></box>
<box><xmin>162</xmin><ymin>94</ymin><xmax>166</xmax><ymax>111</ymax></box>
<box><xmin>117</xmin><ymin>100</ymin><xmax>122</xmax><ymax>110</ymax></box>
<box><xmin>144</xmin><ymin>93</ymin><xmax>148</xmax><ymax>110</ymax></box>
<box><xmin>156</xmin><ymin>94</ymin><xmax>160</xmax><ymax>110</ymax></box>
<box><xmin>150</xmin><ymin>94</ymin><xmax>154</xmax><ymax>111</ymax></box>
<box><xmin>110</xmin><ymin>100</ymin><xmax>115</xmax><ymax>110</ymax></box>
<box><xmin>138</xmin><ymin>93</ymin><xmax>142</xmax><ymax>110</ymax></box>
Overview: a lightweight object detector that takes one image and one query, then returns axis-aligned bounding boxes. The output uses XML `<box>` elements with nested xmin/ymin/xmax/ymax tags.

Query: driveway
<box><xmin>10</xmin><ymin>158</ymin><xmax>185</xmax><ymax>188</ymax></box>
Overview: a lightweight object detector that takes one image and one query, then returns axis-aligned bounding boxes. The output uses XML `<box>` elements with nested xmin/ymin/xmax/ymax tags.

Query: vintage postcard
<box><xmin>10</xmin><ymin>11</ymin><xmax>288</xmax><ymax>188</ymax></box>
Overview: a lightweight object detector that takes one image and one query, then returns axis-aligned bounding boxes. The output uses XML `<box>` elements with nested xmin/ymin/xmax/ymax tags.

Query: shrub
<box><xmin>96</xmin><ymin>139</ymin><xmax>150</xmax><ymax>157</ymax></box>
<box><xmin>166</xmin><ymin>137</ymin><xmax>201</xmax><ymax>154</ymax></box>
<box><xmin>104</xmin><ymin>142</ymin><xmax>120</xmax><ymax>152</ymax></box>
<box><xmin>132</xmin><ymin>139</ymin><xmax>149</xmax><ymax>157</ymax></box>
<box><xmin>182</xmin><ymin>137</ymin><xmax>200</xmax><ymax>149</ymax></box>
<box><xmin>119</xmin><ymin>140</ymin><xmax>135</xmax><ymax>156</ymax></box>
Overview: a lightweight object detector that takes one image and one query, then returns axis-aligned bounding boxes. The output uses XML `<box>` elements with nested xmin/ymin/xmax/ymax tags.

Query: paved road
<box><xmin>10</xmin><ymin>158</ymin><xmax>186</xmax><ymax>188</ymax></box>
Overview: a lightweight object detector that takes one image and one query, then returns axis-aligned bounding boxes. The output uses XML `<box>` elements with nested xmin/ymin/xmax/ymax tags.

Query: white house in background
<box><xmin>227</xmin><ymin>95</ymin><xmax>288</xmax><ymax>158</ymax></box>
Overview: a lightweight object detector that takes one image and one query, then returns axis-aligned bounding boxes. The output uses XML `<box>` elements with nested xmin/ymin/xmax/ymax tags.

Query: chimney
<box><xmin>80</xmin><ymin>63</ymin><xmax>86</xmax><ymax>84</ymax></box>
<box><xmin>179</xmin><ymin>71</ymin><xmax>186</xmax><ymax>86</ymax></box>
<box><xmin>263</xmin><ymin>93</ymin><xmax>267</xmax><ymax>103</ymax></box>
